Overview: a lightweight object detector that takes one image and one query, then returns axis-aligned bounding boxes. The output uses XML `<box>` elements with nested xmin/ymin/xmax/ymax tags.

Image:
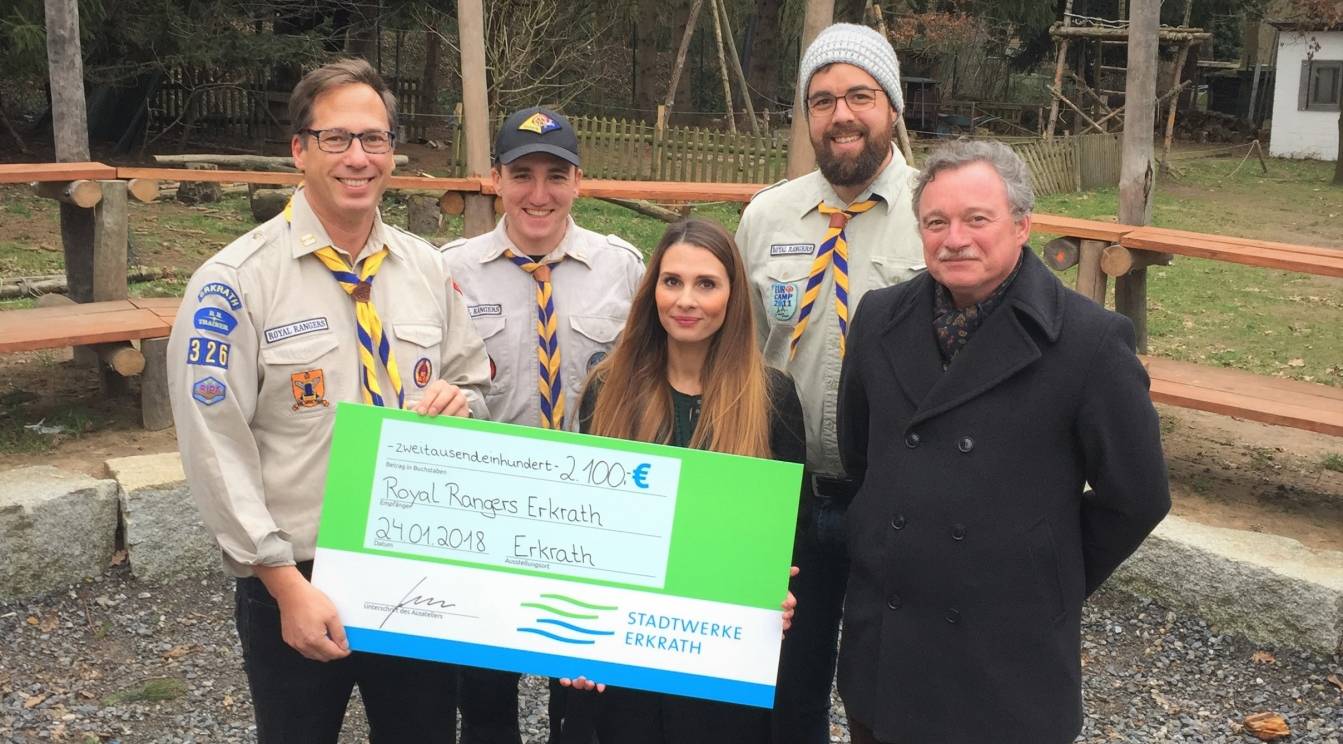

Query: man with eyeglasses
<box><xmin>168</xmin><ymin>58</ymin><xmax>489</xmax><ymax>743</ymax></box>
<box><xmin>734</xmin><ymin>23</ymin><xmax>924</xmax><ymax>744</ymax></box>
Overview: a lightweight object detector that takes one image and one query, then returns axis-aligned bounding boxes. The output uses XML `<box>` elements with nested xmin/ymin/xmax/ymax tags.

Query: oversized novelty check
<box><xmin>311</xmin><ymin>403</ymin><xmax>802</xmax><ymax>707</ymax></box>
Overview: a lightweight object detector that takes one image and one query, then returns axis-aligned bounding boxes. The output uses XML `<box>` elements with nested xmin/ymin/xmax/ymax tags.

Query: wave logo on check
<box><xmin>517</xmin><ymin>593</ymin><xmax>618</xmax><ymax>645</ymax></box>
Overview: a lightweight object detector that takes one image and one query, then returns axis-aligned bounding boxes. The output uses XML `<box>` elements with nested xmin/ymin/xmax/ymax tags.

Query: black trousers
<box><xmin>459</xmin><ymin>666</ymin><xmax>523</xmax><ymax>744</ymax></box>
<box><xmin>550</xmin><ymin>684</ymin><xmax>768</xmax><ymax>744</ymax></box>
<box><xmin>770</xmin><ymin>495</ymin><xmax>849</xmax><ymax>744</ymax></box>
<box><xmin>235</xmin><ymin>569</ymin><xmax>459</xmax><ymax>744</ymax></box>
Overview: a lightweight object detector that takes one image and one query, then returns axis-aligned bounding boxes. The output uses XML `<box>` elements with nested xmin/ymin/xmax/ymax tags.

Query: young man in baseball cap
<box><xmin>441</xmin><ymin>106</ymin><xmax>644</xmax><ymax>744</ymax></box>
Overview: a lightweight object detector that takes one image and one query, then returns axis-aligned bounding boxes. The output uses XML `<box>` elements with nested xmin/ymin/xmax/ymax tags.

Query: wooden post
<box><xmin>714</xmin><ymin>0</ymin><xmax>759</xmax><ymax>135</ymax></box>
<box><xmin>45</xmin><ymin>0</ymin><xmax>97</xmax><ymax>308</ymax></box>
<box><xmin>709</xmin><ymin>0</ymin><xmax>737</xmax><ymax>133</ymax></box>
<box><xmin>786</xmin><ymin>0</ymin><xmax>835</xmax><ymax>179</ymax></box>
<box><xmin>457</xmin><ymin>0</ymin><xmax>493</xmax><ymax>237</ymax></box>
<box><xmin>1117</xmin><ymin>0</ymin><xmax>1160</xmax><ymax>352</ymax></box>
<box><xmin>866</xmin><ymin>0</ymin><xmax>914</xmax><ymax>164</ymax></box>
<box><xmin>1075</xmin><ymin>239</ymin><xmax>1110</xmax><ymax>306</ymax></box>
<box><xmin>1159</xmin><ymin>42</ymin><xmax>1193</xmax><ymax>173</ymax></box>
<box><xmin>665</xmin><ymin>0</ymin><xmax>707</xmax><ymax>127</ymax></box>
<box><xmin>92</xmin><ymin>181</ymin><xmax>128</xmax><ymax>301</ymax></box>
<box><xmin>32</xmin><ymin>180</ymin><xmax>102</xmax><ymax>208</ymax></box>
<box><xmin>140</xmin><ymin>337</ymin><xmax>173</xmax><ymax>431</ymax></box>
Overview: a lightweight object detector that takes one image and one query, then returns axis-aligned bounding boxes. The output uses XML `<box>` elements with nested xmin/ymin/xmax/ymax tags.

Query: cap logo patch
<box><xmin>518</xmin><ymin>112</ymin><xmax>560</xmax><ymax>135</ymax></box>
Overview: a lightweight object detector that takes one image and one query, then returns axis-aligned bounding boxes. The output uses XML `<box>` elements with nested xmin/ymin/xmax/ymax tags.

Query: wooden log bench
<box><xmin>1143</xmin><ymin>356</ymin><xmax>1343</xmax><ymax>437</ymax></box>
<box><xmin>0</xmin><ymin>298</ymin><xmax>179</xmax><ymax>430</ymax></box>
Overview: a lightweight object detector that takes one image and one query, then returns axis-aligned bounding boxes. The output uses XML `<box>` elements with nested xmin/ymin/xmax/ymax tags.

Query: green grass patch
<box><xmin>1323</xmin><ymin>453</ymin><xmax>1343</xmax><ymax>473</ymax></box>
<box><xmin>0</xmin><ymin>390</ymin><xmax>103</xmax><ymax>455</ymax></box>
<box><xmin>104</xmin><ymin>677</ymin><xmax>188</xmax><ymax>705</ymax></box>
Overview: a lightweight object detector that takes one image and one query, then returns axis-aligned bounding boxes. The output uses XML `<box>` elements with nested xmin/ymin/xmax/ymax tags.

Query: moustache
<box><xmin>824</xmin><ymin>124</ymin><xmax>869</xmax><ymax>141</ymax></box>
<box><xmin>936</xmin><ymin>246</ymin><xmax>981</xmax><ymax>261</ymax></box>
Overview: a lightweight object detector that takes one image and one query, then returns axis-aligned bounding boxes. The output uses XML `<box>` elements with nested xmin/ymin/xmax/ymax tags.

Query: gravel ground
<box><xmin>2</xmin><ymin>565</ymin><xmax>1339</xmax><ymax>743</ymax></box>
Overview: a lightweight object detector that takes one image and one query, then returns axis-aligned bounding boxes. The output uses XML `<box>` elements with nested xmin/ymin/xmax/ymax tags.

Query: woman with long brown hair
<box><xmin>554</xmin><ymin>218</ymin><xmax>805</xmax><ymax>744</ymax></box>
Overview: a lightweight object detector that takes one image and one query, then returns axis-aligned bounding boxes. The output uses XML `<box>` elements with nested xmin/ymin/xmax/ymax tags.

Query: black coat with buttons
<box><xmin>836</xmin><ymin>249</ymin><xmax>1170</xmax><ymax>744</ymax></box>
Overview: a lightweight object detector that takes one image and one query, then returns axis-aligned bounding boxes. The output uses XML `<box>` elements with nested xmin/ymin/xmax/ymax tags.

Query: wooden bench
<box><xmin>0</xmin><ymin>298</ymin><xmax>180</xmax><ymax>430</ymax></box>
<box><xmin>1143</xmin><ymin>356</ymin><xmax>1343</xmax><ymax>437</ymax></box>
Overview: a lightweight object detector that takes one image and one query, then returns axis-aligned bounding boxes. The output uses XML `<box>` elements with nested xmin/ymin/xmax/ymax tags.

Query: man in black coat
<box><xmin>836</xmin><ymin>140</ymin><xmax>1170</xmax><ymax>744</ymax></box>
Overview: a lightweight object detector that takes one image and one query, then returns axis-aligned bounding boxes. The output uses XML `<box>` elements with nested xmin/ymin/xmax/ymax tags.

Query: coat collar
<box><xmin>878</xmin><ymin>248</ymin><xmax>1065</xmax><ymax>428</ymax></box>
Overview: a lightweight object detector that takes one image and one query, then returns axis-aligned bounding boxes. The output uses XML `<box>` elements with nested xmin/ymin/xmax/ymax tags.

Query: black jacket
<box><xmin>836</xmin><ymin>249</ymin><xmax>1169</xmax><ymax>744</ymax></box>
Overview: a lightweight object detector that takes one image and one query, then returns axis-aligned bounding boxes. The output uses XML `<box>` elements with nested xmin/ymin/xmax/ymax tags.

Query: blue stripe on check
<box><xmin>517</xmin><ymin>627</ymin><xmax>594</xmax><ymax>644</ymax></box>
<box><xmin>536</xmin><ymin>618</ymin><xmax>616</xmax><ymax>636</ymax></box>
<box><xmin>345</xmin><ymin>627</ymin><xmax>776</xmax><ymax>708</ymax></box>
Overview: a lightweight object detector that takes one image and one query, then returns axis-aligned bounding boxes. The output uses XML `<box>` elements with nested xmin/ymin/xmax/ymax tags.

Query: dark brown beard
<box><xmin>814</xmin><ymin>126</ymin><xmax>889</xmax><ymax>187</ymax></box>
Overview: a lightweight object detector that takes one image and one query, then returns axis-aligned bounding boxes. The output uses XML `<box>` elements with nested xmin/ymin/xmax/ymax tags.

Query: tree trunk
<box><xmin>745</xmin><ymin>0</ymin><xmax>783</xmax><ymax>113</ymax></box>
<box><xmin>1117</xmin><ymin>0</ymin><xmax>1160</xmax><ymax>352</ymax></box>
<box><xmin>787</xmin><ymin>0</ymin><xmax>836</xmax><ymax>179</ymax></box>
<box><xmin>422</xmin><ymin>26</ymin><xmax>442</xmax><ymax>116</ymax></box>
<box><xmin>1335</xmin><ymin>109</ymin><xmax>1343</xmax><ymax>186</ymax></box>
<box><xmin>634</xmin><ymin>0</ymin><xmax>664</xmax><ymax>123</ymax></box>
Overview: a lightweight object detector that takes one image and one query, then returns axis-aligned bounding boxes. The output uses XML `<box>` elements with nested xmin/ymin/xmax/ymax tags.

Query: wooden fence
<box><xmin>149</xmin><ymin>68</ymin><xmax>432</xmax><ymax>146</ymax></box>
<box><xmin>453</xmin><ymin>114</ymin><xmax>788</xmax><ymax>184</ymax></box>
<box><xmin>1010</xmin><ymin>133</ymin><xmax>1122</xmax><ymax>196</ymax></box>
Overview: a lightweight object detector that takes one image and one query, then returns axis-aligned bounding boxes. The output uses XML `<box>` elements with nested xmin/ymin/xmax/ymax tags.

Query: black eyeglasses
<box><xmin>299</xmin><ymin>128</ymin><xmax>396</xmax><ymax>154</ymax></box>
<box><xmin>806</xmin><ymin>88</ymin><xmax>885</xmax><ymax>115</ymax></box>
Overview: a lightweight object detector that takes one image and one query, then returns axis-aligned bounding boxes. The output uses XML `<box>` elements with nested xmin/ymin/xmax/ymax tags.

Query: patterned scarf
<box><xmin>932</xmin><ymin>251</ymin><xmax>1025</xmax><ymax>368</ymax></box>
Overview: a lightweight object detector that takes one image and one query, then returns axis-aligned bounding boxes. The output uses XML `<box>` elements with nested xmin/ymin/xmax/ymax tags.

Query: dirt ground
<box><xmin>0</xmin><ymin>348</ymin><xmax>1339</xmax><ymax>554</ymax></box>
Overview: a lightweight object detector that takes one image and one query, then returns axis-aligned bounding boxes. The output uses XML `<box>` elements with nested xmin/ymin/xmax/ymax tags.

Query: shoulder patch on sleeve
<box><xmin>440</xmin><ymin>237</ymin><xmax>469</xmax><ymax>253</ymax></box>
<box><xmin>605</xmin><ymin>234</ymin><xmax>643</xmax><ymax>260</ymax></box>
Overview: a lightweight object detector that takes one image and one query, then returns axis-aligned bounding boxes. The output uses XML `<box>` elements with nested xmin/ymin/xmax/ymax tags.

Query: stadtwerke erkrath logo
<box><xmin>517</xmin><ymin>593</ymin><xmax>617</xmax><ymax>645</ymax></box>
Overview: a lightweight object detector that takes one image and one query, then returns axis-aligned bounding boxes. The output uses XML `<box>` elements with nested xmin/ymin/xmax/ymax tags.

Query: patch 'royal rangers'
<box><xmin>192</xmin><ymin>377</ymin><xmax>227</xmax><ymax>406</ymax></box>
<box><xmin>468</xmin><ymin>304</ymin><xmax>503</xmax><ymax>318</ymax></box>
<box><xmin>291</xmin><ymin>369</ymin><xmax>330</xmax><ymax>410</ymax></box>
<box><xmin>264</xmin><ymin>317</ymin><xmax>330</xmax><ymax>344</ymax></box>
<box><xmin>770</xmin><ymin>243</ymin><xmax>815</xmax><ymax>257</ymax></box>
<box><xmin>413</xmin><ymin>358</ymin><xmax>432</xmax><ymax>388</ymax></box>
<box><xmin>197</xmin><ymin>282</ymin><xmax>243</xmax><ymax>310</ymax></box>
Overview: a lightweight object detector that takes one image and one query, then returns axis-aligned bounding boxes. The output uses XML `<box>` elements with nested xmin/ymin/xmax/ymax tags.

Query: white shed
<box><xmin>1269</xmin><ymin>24</ymin><xmax>1342</xmax><ymax>160</ymax></box>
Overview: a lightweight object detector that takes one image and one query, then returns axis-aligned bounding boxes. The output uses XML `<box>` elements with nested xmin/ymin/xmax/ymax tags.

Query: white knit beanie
<box><xmin>798</xmin><ymin>23</ymin><xmax>904</xmax><ymax>112</ymax></box>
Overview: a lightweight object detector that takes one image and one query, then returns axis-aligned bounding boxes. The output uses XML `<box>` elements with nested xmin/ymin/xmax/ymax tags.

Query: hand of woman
<box><xmin>559</xmin><ymin>676</ymin><xmax>607</xmax><ymax>693</ymax></box>
<box><xmin>782</xmin><ymin>565</ymin><xmax>800</xmax><ymax>633</ymax></box>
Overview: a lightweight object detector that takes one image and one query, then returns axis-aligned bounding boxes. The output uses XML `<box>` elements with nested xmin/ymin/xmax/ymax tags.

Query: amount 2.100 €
<box><xmin>374</xmin><ymin>517</ymin><xmax>486</xmax><ymax>553</ymax></box>
<box><xmin>559</xmin><ymin>457</ymin><xmax>646</xmax><ymax>489</ymax></box>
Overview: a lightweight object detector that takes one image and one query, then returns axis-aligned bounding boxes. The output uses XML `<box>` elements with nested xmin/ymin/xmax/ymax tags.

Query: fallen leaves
<box><xmin>1243</xmin><ymin>712</ymin><xmax>1291</xmax><ymax>741</ymax></box>
<box><xmin>1251</xmin><ymin>650</ymin><xmax>1276</xmax><ymax>664</ymax></box>
<box><xmin>1286</xmin><ymin>358</ymin><xmax>1306</xmax><ymax>368</ymax></box>
<box><xmin>1328</xmin><ymin>673</ymin><xmax>1342</xmax><ymax>693</ymax></box>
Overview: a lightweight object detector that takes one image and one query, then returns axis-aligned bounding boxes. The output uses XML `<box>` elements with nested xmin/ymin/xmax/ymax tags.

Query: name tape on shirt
<box><xmin>193</xmin><ymin>307</ymin><xmax>237</xmax><ymax>336</ymax></box>
<box><xmin>769</xmin><ymin>243</ymin><xmax>815</xmax><ymax>257</ymax></box>
<box><xmin>197</xmin><ymin>282</ymin><xmax>243</xmax><ymax>310</ymax></box>
<box><xmin>264</xmin><ymin>317</ymin><xmax>330</xmax><ymax>344</ymax></box>
<box><xmin>468</xmin><ymin>304</ymin><xmax>503</xmax><ymax>318</ymax></box>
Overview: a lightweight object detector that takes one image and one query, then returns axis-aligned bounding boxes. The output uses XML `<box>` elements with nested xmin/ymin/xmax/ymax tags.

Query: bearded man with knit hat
<box><xmin>735</xmin><ymin>22</ymin><xmax>924</xmax><ymax>744</ymax></box>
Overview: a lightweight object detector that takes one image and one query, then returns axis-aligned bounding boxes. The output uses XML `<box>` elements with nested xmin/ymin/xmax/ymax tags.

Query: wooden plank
<box><xmin>1132</xmin><ymin>226</ymin><xmax>1340</xmax><ymax>259</ymax></box>
<box><xmin>116</xmin><ymin>167</ymin><xmax>482</xmax><ymax>193</ymax></box>
<box><xmin>0</xmin><ymin>308</ymin><xmax>170</xmax><ymax>352</ymax></box>
<box><xmin>1146</xmin><ymin>374</ymin><xmax>1343</xmax><ymax>437</ymax></box>
<box><xmin>1122</xmin><ymin>228</ymin><xmax>1343</xmax><ymax>277</ymax></box>
<box><xmin>0</xmin><ymin>162</ymin><xmax>117</xmax><ymax>183</ymax></box>
<box><xmin>1030</xmin><ymin>214</ymin><xmax>1136</xmax><ymax>242</ymax></box>
<box><xmin>1142</xmin><ymin>356</ymin><xmax>1343</xmax><ymax>404</ymax></box>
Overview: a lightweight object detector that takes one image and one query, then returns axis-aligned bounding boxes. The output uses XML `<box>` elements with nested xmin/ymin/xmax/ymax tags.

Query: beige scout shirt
<box><xmin>736</xmin><ymin>149</ymin><xmax>924</xmax><ymax>475</ymax></box>
<box><xmin>168</xmin><ymin>190</ymin><xmax>491</xmax><ymax>577</ymax></box>
<box><xmin>441</xmin><ymin>217</ymin><xmax>644</xmax><ymax>431</ymax></box>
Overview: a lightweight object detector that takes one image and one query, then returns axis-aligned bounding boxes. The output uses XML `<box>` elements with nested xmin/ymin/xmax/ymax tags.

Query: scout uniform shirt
<box><xmin>441</xmin><ymin>216</ymin><xmax>644</xmax><ymax>431</ymax></box>
<box><xmin>168</xmin><ymin>189</ymin><xmax>491</xmax><ymax>577</ymax></box>
<box><xmin>736</xmin><ymin>148</ymin><xmax>924</xmax><ymax>475</ymax></box>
